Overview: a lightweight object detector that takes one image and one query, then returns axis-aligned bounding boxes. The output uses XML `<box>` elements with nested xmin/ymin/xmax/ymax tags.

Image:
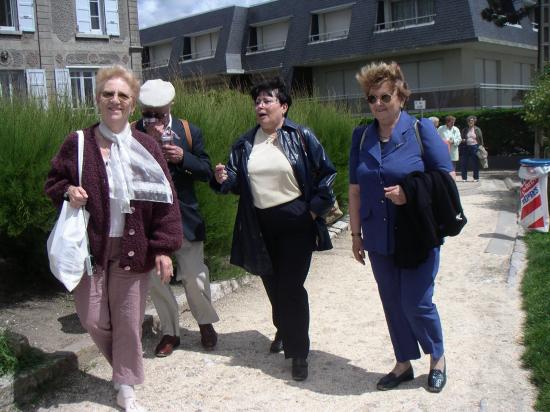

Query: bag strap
<box><xmin>77</xmin><ymin>130</ymin><xmax>84</xmax><ymax>185</ymax></box>
<box><xmin>359</xmin><ymin>125</ymin><xmax>369</xmax><ymax>151</ymax></box>
<box><xmin>180</xmin><ymin>119</ymin><xmax>192</xmax><ymax>151</ymax></box>
<box><xmin>413</xmin><ymin>120</ymin><xmax>424</xmax><ymax>156</ymax></box>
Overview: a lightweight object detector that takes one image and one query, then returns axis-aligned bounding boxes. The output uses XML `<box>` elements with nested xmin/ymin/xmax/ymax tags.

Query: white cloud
<box><xmin>137</xmin><ymin>0</ymin><xmax>265</xmax><ymax>29</ymax></box>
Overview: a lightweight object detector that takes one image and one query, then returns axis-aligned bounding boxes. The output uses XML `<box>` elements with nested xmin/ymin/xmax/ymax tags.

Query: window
<box><xmin>400</xmin><ymin>60</ymin><xmax>443</xmax><ymax>90</ymax></box>
<box><xmin>0</xmin><ymin>0</ymin><xmax>35</xmax><ymax>32</ymax></box>
<box><xmin>70</xmin><ymin>69</ymin><xmax>96</xmax><ymax>107</ymax></box>
<box><xmin>144</xmin><ymin>42</ymin><xmax>171</xmax><ymax>68</ymax></box>
<box><xmin>0</xmin><ymin>70</ymin><xmax>26</xmax><ymax>99</ymax></box>
<box><xmin>181</xmin><ymin>30</ymin><xmax>219</xmax><ymax>61</ymax></box>
<box><xmin>322</xmin><ymin>69</ymin><xmax>359</xmax><ymax>98</ymax></box>
<box><xmin>375</xmin><ymin>0</ymin><xmax>435</xmax><ymax>31</ymax></box>
<box><xmin>247</xmin><ymin>20</ymin><xmax>289</xmax><ymax>53</ymax></box>
<box><xmin>310</xmin><ymin>6</ymin><xmax>352</xmax><ymax>43</ymax></box>
<box><xmin>76</xmin><ymin>0</ymin><xmax>119</xmax><ymax>36</ymax></box>
<box><xmin>512</xmin><ymin>63</ymin><xmax>534</xmax><ymax>85</ymax></box>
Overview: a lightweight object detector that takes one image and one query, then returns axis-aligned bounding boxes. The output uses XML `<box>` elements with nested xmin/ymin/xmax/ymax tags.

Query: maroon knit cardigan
<box><xmin>45</xmin><ymin>123</ymin><xmax>183</xmax><ymax>273</ymax></box>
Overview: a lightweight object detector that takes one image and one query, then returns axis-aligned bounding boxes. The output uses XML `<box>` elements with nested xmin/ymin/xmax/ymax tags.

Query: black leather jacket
<box><xmin>211</xmin><ymin>118</ymin><xmax>337</xmax><ymax>277</ymax></box>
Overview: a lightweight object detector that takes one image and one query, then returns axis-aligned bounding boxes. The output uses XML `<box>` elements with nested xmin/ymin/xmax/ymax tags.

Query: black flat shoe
<box><xmin>428</xmin><ymin>363</ymin><xmax>446</xmax><ymax>393</ymax></box>
<box><xmin>269</xmin><ymin>332</ymin><xmax>283</xmax><ymax>353</ymax></box>
<box><xmin>376</xmin><ymin>365</ymin><xmax>414</xmax><ymax>391</ymax></box>
<box><xmin>291</xmin><ymin>357</ymin><xmax>308</xmax><ymax>381</ymax></box>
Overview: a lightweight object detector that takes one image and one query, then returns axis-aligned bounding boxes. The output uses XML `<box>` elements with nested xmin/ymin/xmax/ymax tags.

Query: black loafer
<box><xmin>269</xmin><ymin>332</ymin><xmax>283</xmax><ymax>353</ymax></box>
<box><xmin>428</xmin><ymin>363</ymin><xmax>446</xmax><ymax>393</ymax></box>
<box><xmin>376</xmin><ymin>365</ymin><xmax>414</xmax><ymax>390</ymax></box>
<box><xmin>291</xmin><ymin>357</ymin><xmax>308</xmax><ymax>381</ymax></box>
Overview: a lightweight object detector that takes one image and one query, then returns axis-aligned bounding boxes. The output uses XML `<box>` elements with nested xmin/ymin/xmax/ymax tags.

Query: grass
<box><xmin>521</xmin><ymin>232</ymin><xmax>550</xmax><ymax>411</ymax></box>
<box><xmin>0</xmin><ymin>329</ymin><xmax>48</xmax><ymax>378</ymax></box>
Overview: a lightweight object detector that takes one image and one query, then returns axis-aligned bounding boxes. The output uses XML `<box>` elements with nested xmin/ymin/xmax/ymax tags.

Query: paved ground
<box><xmin>3</xmin><ymin>171</ymin><xmax>537</xmax><ymax>411</ymax></box>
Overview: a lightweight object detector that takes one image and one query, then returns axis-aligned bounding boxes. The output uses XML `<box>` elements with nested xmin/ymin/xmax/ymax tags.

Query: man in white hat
<box><xmin>136</xmin><ymin>79</ymin><xmax>219</xmax><ymax>357</ymax></box>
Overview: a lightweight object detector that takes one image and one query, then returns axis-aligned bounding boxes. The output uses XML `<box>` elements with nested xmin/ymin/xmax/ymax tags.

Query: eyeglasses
<box><xmin>255</xmin><ymin>98</ymin><xmax>278</xmax><ymax>107</ymax></box>
<box><xmin>100</xmin><ymin>90</ymin><xmax>132</xmax><ymax>103</ymax></box>
<box><xmin>366</xmin><ymin>93</ymin><xmax>394</xmax><ymax>104</ymax></box>
<box><xmin>142</xmin><ymin>111</ymin><xmax>169</xmax><ymax>120</ymax></box>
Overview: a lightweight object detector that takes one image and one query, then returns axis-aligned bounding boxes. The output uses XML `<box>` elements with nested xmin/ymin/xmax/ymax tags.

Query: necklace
<box><xmin>379</xmin><ymin>136</ymin><xmax>390</xmax><ymax>143</ymax></box>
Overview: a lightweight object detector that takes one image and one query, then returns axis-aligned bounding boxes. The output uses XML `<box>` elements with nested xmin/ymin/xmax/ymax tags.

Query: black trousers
<box><xmin>256</xmin><ymin>198</ymin><xmax>315</xmax><ymax>359</ymax></box>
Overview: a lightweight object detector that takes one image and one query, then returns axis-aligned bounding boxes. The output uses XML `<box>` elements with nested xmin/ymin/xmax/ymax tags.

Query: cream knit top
<box><xmin>247</xmin><ymin>128</ymin><xmax>301</xmax><ymax>209</ymax></box>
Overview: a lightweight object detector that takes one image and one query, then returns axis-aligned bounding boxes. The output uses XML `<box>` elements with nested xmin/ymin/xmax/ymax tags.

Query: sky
<box><xmin>137</xmin><ymin>0</ymin><xmax>268</xmax><ymax>29</ymax></box>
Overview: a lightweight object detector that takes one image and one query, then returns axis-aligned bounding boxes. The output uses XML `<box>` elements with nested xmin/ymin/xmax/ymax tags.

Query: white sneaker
<box><xmin>116</xmin><ymin>390</ymin><xmax>148</xmax><ymax>412</ymax></box>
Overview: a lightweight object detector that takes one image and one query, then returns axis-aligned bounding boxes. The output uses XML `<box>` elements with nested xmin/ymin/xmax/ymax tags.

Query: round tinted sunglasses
<box><xmin>366</xmin><ymin>93</ymin><xmax>394</xmax><ymax>104</ymax></box>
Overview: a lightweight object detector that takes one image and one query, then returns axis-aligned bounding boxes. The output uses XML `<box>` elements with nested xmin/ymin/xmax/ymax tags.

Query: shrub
<box><xmin>0</xmin><ymin>87</ymin><xmax>358</xmax><ymax>288</ymax></box>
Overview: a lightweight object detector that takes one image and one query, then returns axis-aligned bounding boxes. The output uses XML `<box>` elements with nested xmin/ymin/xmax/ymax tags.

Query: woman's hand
<box><xmin>215</xmin><ymin>163</ymin><xmax>228</xmax><ymax>184</ymax></box>
<box><xmin>384</xmin><ymin>185</ymin><xmax>407</xmax><ymax>205</ymax></box>
<box><xmin>66</xmin><ymin>185</ymin><xmax>88</xmax><ymax>208</ymax></box>
<box><xmin>155</xmin><ymin>254</ymin><xmax>174</xmax><ymax>284</ymax></box>
<box><xmin>352</xmin><ymin>236</ymin><xmax>365</xmax><ymax>265</ymax></box>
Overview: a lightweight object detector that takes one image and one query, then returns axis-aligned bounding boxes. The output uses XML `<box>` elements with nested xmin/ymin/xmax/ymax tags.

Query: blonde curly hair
<box><xmin>356</xmin><ymin>61</ymin><xmax>411</xmax><ymax>103</ymax></box>
<box><xmin>95</xmin><ymin>65</ymin><xmax>140</xmax><ymax>103</ymax></box>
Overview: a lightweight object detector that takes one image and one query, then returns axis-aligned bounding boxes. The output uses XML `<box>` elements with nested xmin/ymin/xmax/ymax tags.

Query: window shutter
<box><xmin>17</xmin><ymin>0</ymin><xmax>35</xmax><ymax>32</ymax></box>
<box><xmin>75</xmin><ymin>0</ymin><xmax>91</xmax><ymax>33</ymax></box>
<box><xmin>55</xmin><ymin>68</ymin><xmax>72</xmax><ymax>104</ymax></box>
<box><xmin>104</xmin><ymin>0</ymin><xmax>120</xmax><ymax>36</ymax></box>
<box><xmin>25</xmin><ymin>69</ymin><xmax>48</xmax><ymax>108</ymax></box>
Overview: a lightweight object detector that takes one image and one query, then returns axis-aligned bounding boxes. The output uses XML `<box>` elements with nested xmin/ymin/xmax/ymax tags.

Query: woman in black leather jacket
<box><xmin>211</xmin><ymin>77</ymin><xmax>336</xmax><ymax>381</ymax></box>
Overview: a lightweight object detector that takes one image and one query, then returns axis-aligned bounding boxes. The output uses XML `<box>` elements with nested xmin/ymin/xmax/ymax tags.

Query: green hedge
<box><xmin>0</xmin><ymin>89</ymin><xmax>357</xmax><ymax>288</ymax></box>
<box><xmin>418</xmin><ymin>108</ymin><xmax>534</xmax><ymax>156</ymax></box>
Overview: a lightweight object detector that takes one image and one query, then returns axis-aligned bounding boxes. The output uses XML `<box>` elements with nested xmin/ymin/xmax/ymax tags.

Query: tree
<box><xmin>523</xmin><ymin>65</ymin><xmax>550</xmax><ymax>133</ymax></box>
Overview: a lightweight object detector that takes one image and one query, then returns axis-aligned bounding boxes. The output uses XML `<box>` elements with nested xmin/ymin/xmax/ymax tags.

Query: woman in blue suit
<box><xmin>348</xmin><ymin>62</ymin><xmax>451</xmax><ymax>393</ymax></box>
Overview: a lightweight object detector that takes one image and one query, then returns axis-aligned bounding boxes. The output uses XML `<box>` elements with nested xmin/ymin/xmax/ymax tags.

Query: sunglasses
<box><xmin>100</xmin><ymin>90</ymin><xmax>132</xmax><ymax>102</ymax></box>
<box><xmin>366</xmin><ymin>93</ymin><xmax>394</xmax><ymax>104</ymax></box>
<box><xmin>142</xmin><ymin>111</ymin><xmax>168</xmax><ymax>120</ymax></box>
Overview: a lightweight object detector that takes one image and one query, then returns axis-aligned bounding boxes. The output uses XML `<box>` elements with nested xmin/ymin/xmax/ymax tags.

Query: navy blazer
<box><xmin>135</xmin><ymin>117</ymin><xmax>212</xmax><ymax>242</ymax></box>
<box><xmin>349</xmin><ymin>111</ymin><xmax>452</xmax><ymax>256</ymax></box>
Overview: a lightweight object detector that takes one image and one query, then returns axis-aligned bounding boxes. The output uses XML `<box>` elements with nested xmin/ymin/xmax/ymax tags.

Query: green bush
<box><xmin>418</xmin><ymin>108</ymin><xmax>534</xmax><ymax>156</ymax></box>
<box><xmin>0</xmin><ymin>88</ymin><xmax>358</xmax><ymax>288</ymax></box>
<box><xmin>0</xmin><ymin>329</ymin><xmax>17</xmax><ymax>376</ymax></box>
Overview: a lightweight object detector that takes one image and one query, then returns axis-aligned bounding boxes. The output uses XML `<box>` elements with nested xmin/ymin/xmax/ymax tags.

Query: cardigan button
<box><xmin>130</xmin><ymin>206</ymin><xmax>135</xmax><ymax>213</ymax></box>
<box><xmin>124</xmin><ymin>265</ymin><xmax>131</xmax><ymax>271</ymax></box>
<box><xmin>128</xmin><ymin>229</ymin><xmax>135</xmax><ymax>235</ymax></box>
<box><xmin>128</xmin><ymin>251</ymin><xmax>135</xmax><ymax>257</ymax></box>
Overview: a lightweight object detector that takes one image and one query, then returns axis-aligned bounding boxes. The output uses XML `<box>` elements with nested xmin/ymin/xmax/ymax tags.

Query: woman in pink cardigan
<box><xmin>45</xmin><ymin>65</ymin><xmax>182</xmax><ymax>412</ymax></box>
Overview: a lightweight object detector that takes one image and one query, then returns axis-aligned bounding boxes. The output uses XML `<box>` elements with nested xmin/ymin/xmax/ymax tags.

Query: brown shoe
<box><xmin>154</xmin><ymin>335</ymin><xmax>180</xmax><ymax>358</ymax></box>
<box><xmin>199</xmin><ymin>324</ymin><xmax>217</xmax><ymax>350</ymax></box>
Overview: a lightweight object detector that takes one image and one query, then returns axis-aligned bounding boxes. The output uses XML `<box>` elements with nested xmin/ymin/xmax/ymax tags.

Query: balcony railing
<box><xmin>308</xmin><ymin>28</ymin><xmax>349</xmax><ymax>43</ymax></box>
<box><xmin>142</xmin><ymin>59</ymin><xmax>169</xmax><ymax>70</ymax></box>
<box><xmin>179</xmin><ymin>49</ymin><xmax>216</xmax><ymax>63</ymax></box>
<box><xmin>300</xmin><ymin>83</ymin><xmax>535</xmax><ymax>114</ymax></box>
<box><xmin>374</xmin><ymin>14</ymin><xmax>436</xmax><ymax>32</ymax></box>
<box><xmin>246</xmin><ymin>40</ymin><xmax>287</xmax><ymax>54</ymax></box>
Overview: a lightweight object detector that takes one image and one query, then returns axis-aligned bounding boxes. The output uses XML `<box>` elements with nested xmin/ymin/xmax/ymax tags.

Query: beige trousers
<box><xmin>149</xmin><ymin>239</ymin><xmax>219</xmax><ymax>336</ymax></box>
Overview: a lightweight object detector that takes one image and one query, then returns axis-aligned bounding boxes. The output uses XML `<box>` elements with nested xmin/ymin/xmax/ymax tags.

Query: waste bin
<box><xmin>519</xmin><ymin>158</ymin><xmax>550</xmax><ymax>232</ymax></box>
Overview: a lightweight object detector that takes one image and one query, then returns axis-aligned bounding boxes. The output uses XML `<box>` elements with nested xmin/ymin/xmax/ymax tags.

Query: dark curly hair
<box><xmin>250</xmin><ymin>77</ymin><xmax>292</xmax><ymax>116</ymax></box>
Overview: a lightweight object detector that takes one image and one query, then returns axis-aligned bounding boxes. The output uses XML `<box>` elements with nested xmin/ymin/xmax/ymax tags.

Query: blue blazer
<box><xmin>349</xmin><ymin>111</ymin><xmax>452</xmax><ymax>256</ymax></box>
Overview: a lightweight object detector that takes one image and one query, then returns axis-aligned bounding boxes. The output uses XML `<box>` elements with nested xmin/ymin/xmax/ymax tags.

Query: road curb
<box><xmin>0</xmin><ymin>217</ymin><xmax>350</xmax><ymax>409</ymax></box>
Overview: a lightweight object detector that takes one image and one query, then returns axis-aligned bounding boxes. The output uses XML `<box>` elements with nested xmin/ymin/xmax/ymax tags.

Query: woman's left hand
<box><xmin>155</xmin><ymin>254</ymin><xmax>173</xmax><ymax>284</ymax></box>
<box><xmin>384</xmin><ymin>185</ymin><xmax>407</xmax><ymax>205</ymax></box>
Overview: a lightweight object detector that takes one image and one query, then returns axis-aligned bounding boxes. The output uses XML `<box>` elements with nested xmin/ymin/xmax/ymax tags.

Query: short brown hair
<box><xmin>356</xmin><ymin>61</ymin><xmax>411</xmax><ymax>103</ymax></box>
<box><xmin>95</xmin><ymin>65</ymin><xmax>140</xmax><ymax>103</ymax></box>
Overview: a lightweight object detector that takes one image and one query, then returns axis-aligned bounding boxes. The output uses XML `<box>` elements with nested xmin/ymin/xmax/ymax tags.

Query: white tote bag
<box><xmin>47</xmin><ymin>131</ymin><xmax>91</xmax><ymax>291</ymax></box>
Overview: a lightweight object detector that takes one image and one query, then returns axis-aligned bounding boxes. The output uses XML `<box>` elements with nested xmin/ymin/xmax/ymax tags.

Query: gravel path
<box><xmin>23</xmin><ymin>173</ymin><xmax>536</xmax><ymax>412</ymax></box>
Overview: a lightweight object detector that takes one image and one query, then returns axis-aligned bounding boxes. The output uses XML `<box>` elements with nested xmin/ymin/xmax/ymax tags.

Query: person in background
<box><xmin>134</xmin><ymin>79</ymin><xmax>219</xmax><ymax>357</ymax></box>
<box><xmin>45</xmin><ymin>66</ymin><xmax>182</xmax><ymax>411</ymax></box>
<box><xmin>211</xmin><ymin>77</ymin><xmax>336</xmax><ymax>382</ymax></box>
<box><xmin>349</xmin><ymin>61</ymin><xmax>450</xmax><ymax>393</ymax></box>
<box><xmin>460</xmin><ymin>115</ymin><xmax>484</xmax><ymax>182</ymax></box>
<box><xmin>438</xmin><ymin>115</ymin><xmax>462</xmax><ymax>171</ymax></box>
<box><xmin>428</xmin><ymin>116</ymin><xmax>440</xmax><ymax>129</ymax></box>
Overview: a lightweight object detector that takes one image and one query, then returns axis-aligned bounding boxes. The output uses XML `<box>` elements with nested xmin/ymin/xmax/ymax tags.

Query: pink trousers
<box><xmin>73</xmin><ymin>238</ymin><xmax>150</xmax><ymax>385</ymax></box>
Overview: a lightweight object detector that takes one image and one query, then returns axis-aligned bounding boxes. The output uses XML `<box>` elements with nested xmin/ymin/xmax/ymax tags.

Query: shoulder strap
<box><xmin>180</xmin><ymin>119</ymin><xmax>192</xmax><ymax>151</ymax></box>
<box><xmin>359</xmin><ymin>125</ymin><xmax>369</xmax><ymax>151</ymax></box>
<box><xmin>414</xmin><ymin>120</ymin><xmax>424</xmax><ymax>156</ymax></box>
<box><xmin>76</xmin><ymin>130</ymin><xmax>84</xmax><ymax>186</ymax></box>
